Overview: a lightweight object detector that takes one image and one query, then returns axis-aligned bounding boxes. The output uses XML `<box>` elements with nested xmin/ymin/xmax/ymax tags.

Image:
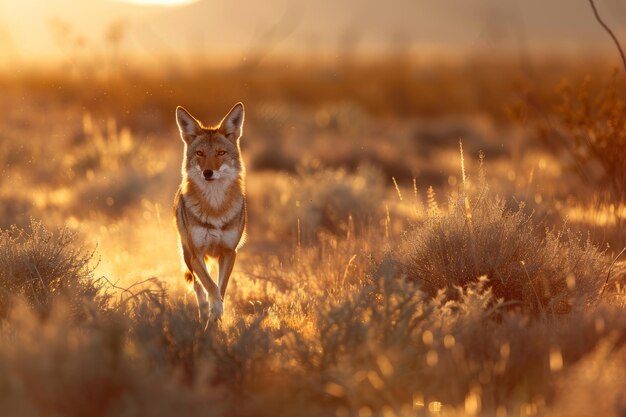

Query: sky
<box><xmin>0</xmin><ymin>0</ymin><xmax>625</xmax><ymax>68</ymax></box>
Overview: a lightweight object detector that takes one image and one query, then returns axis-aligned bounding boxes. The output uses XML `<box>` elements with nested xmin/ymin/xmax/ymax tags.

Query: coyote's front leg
<box><xmin>192</xmin><ymin>276</ymin><xmax>210</xmax><ymax>323</ymax></box>
<box><xmin>189</xmin><ymin>254</ymin><xmax>223</xmax><ymax>324</ymax></box>
<box><xmin>219</xmin><ymin>249</ymin><xmax>237</xmax><ymax>298</ymax></box>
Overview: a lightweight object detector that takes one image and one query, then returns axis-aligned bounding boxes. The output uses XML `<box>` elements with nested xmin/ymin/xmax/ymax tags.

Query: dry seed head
<box><xmin>459</xmin><ymin>139</ymin><xmax>467</xmax><ymax>190</ymax></box>
<box><xmin>427</xmin><ymin>186</ymin><xmax>439</xmax><ymax>216</ymax></box>
<box><xmin>392</xmin><ymin>177</ymin><xmax>403</xmax><ymax>201</ymax></box>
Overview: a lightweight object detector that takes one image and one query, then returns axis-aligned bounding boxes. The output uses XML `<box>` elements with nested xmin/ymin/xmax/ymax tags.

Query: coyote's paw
<box><xmin>209</xmin><ymin>298</ymin><xmax>224</xmax><ymax>323</ymax></box>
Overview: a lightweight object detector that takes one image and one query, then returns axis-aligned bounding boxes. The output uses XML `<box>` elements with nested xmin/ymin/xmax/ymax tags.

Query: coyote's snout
<box><xmin>174</xmin><ymin>103</ymin><xmax>247</xmax><ymax>326</ymax></box>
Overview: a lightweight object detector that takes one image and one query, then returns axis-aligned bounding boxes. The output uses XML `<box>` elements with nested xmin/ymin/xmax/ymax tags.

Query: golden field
<box><xmin>1</xmin><ymin>56</ymin><xmax>625</xmax><ymax>417</ymax></box>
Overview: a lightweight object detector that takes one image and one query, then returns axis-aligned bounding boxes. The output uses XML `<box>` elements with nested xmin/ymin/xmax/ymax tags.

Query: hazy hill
<box><xmin>0</xmin><ymin>0</ymin><xmax>624</xmax><ymax>67</ymax></box>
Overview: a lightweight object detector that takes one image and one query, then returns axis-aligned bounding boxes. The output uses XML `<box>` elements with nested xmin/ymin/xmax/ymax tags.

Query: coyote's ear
<box><xmin>176</xmin><ymin>106</ymin><xmax>203</xmax><ymax>144</ymax></box>
<box><xmin>219</xmin><ymin>102</ymin><xmax>244</xmax><ymax>141</ymax></box>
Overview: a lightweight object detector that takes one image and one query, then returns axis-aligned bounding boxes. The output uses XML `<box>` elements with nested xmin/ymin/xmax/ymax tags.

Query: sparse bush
<box><xmin>72</xmin><ymin>168</ymin><xmax>164</xmax><ymax>217</ymax></box>
<box><xmin>0</xmin><ymin>219</ymin><xmax>106</xmax><ymax>318</ymax></box>
<box><xmin>535</xmin><ymin>73</ymin><xmax>626</xmax><ymax>245</ymax></box>
<box><xmin>257</xmin><ymin>163</ymin><xmax>385</xmax><ymax>242</ymax></box>
<box><xmin>0</xmin><ymin>300</ymin><xmax>221</xmax><ymax>417</ymax></box>
<box><xmin>284</xmin><ymin>271</ymin><xmax>626</xmax><ymax>416</ymax></box>
<box><xmin>125</xmin><ymin>295</ymin><xmax>275</xmax><ymax>392</ymax></box>
<box><xmin>64</xmin><ymin>116</ymin><xmax>169</xmax><ymax>218</ymax></box>
<box><xmin>397</xmin><ymin>178</ymin><xmax>607</xmax><ymax>314</ymax></box>
<box><xmin>549</xmin><ymin>73</ymin><xmax>626</xmax><ymax>203</ymax></box>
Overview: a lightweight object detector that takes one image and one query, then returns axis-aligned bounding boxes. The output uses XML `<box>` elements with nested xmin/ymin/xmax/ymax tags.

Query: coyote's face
<box><xmin>184</xmin><ymin>131</ymin><xmax>241</xmax><ymax>182</ymax></box>
<box><xmin>176</xmin><ymin>104</ymin><xmax>244</xmax><ymax>183</ymax></box>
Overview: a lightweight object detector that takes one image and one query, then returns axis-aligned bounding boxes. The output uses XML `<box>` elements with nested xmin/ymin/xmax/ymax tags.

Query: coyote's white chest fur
<box><xmin>184</xmin><ymin>176</ymin><xmax>245</xmax><ymax>254</ymax></box>
<box><xmin>183</xmin><ymin>164</ymin><xmax>244</xmax><ymax>229</ymax></box>
<box><xmin>190</xmin><ymin>225</ymin><xmax>242</xmax><ymax>254</ymax></box>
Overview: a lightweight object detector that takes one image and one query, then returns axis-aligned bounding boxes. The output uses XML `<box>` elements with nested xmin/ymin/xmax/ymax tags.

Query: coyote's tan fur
<box><xmin>174</xmin><ymin>103</ymin><xmax>246</xmax><ymax>325</ymax></box>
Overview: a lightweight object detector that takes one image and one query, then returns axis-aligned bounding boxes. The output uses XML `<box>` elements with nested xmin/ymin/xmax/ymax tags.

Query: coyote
<box><xmin>174</xmin><ymin>103</ymin><xmax>247</xmax><ymax>325</ymax></box>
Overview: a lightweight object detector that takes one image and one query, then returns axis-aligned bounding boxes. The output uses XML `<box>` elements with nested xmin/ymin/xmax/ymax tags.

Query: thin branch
<box><xmin>597</xmin><ymin>245</ymin><xmax>626</xmax><ymax>304</ymax></box>
<box><xmin>588</xmin><ymin>0</ymin><xmax>626</xmax><ymax>72</ymax></box>
<box><xmin>98</xmin><ymin>276</ymin><xmax>165</xmax><ymax>309</ymax></box>
<box><xmin>521</xmin><ymin>261</ymin><xmax>545</xmax><ymax>317</ymax></box>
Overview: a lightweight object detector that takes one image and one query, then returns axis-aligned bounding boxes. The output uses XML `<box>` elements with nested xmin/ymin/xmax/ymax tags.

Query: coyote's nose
<box><xmin>203</xmin><ymin>169</ymin><xmax>214</xmax><ymax>180</ymax></box>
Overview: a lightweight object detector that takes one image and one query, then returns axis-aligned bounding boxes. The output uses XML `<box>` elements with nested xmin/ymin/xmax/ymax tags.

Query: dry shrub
<box><xmin>0</xmin><ymin>287</ymin><xmax>274</xmax><ymax>416</ymax></box>
<box><xmin>0</xmin><ymin>300</ymin><xmax>221</xmax><ymax>417</ymax></box>
<box><xmin>294</xmin><ymin>163</ymin><xmax>384</xmax><ymax>238</ymax></box>
<box><xmin>256</xmin><ymin>163</ymin><xmax>384</xmax><ymax>242</ymax></box>
<box><xmin>397</xmin><ymin>179</ymin><xmax>607</xmax><ymax>314</ymax></box>
<box><xmin>0</xmin><ymin>227</ymin><xmax>624</xmax><ymax>417</ymax></box>
<box><xmin>65</xmin><ymin>116</ymin><xmax>168</xmax><ymax>217</ymax></box>
<box><xmin>0</xmin><ymin>219</ymin><xmax>106</xmax><ymax>318</ymax></box>
<box><xmin>549</xmin><ymin>73</ymin><xmax>626</xmax><ymax>203</ymax></box>
<box><xmin>125</xmin><ymin>295</ymin><xmax>274</xmax><ymax>392</ymax></box>
<box><xmin>1</xmin><ymin>109</ymin><xmax>171</xmax><ymax>221</ymax></box>
<box><xmin>538</xmin><ymin>73</ymin><xmax>626</xmax><ymax>246</ymax></box>
<box><xmin>285</xmin><ymin>272</ymin><xmax>626</xmax><ymax>415</ymax></box>
<box><xmin>72</xmin><ymin>168</ymin><xmax>164</xmax><ymax>217</ymax></box>
<box><xmin>64</xmin><ymin>116</ymin><xmax>152</xmax><ymax>179</ymax></box>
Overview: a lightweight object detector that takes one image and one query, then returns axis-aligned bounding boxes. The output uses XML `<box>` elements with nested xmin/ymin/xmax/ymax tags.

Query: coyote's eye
<box><xmin>216</xmin><ymin>150</ymin><xmax>227</xmax><ymax>156</ymax></box>
<box><xmin>195</xmin><ymin>150</ymin><xmax>205</xmax><ymax>157</ymax></box>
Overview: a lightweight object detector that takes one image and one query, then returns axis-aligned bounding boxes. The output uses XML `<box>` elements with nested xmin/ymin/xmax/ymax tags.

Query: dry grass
<box><xmin>251</xmin><ymin>162</ymin><xmax>385</xmax><ymax>242</ymax></box>
<box><xmin>397</xmin><ymin>172</ymin><xmax>607</xmax><ymax>314</ymax></box>
<box><xmin>0</xmin><ymin>235</ymin><xmax>624</xmax><ymax>416</ymax></box>
<box><xmin>0</xmin><ymin>58</ymin><xmax>625</xmax><ymax>417</ymax></box>
<box><xmin>0</xmin><ymin>220</ymin><xmax>107</xmax><ymax>319</ymax></box>
<box><xmin>551</xmin><ymin>72</ymin><xmax>626</xmax><ymax>203</ymax></box>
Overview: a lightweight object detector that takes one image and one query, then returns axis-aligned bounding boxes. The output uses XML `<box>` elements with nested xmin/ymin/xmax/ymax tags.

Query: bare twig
<box><xmin>588</xmin><ymin>0</ymin><xmax>626</xmax><ymax>72</ymax></box>
<box><xmin>521</xmin><ymin>261</ymin><xmax>545</xmax><ymax>317</ymax></box>
<box><xmin>98</xmin><ymin>276</ymin><xmax>165</xmax><ymax>309</ymax></box>
<box><xmin>115</xmin><ymin>288</ymin><xmax>164</xmax><ymax>310</ymax></box>
<box><xmin>101</xmin><ymin>276</ymin><xmax>161</xmax><ymax>297</ymax></box>
<box><xmin>597</xmin><ymin>245</ymin><xmax>626</xmax><ymax>304</ymax></box>
<box><xmin>341</xmin><ymin>254</ymin><xmax>357</xmax><ymax>287</ymax></box>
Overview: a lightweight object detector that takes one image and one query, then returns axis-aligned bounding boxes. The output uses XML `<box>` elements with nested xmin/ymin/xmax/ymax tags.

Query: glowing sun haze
<box><xmin>0</xmin><ymin>0</ymin><xmax>622</xmax><ymax>71</ymax></box>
